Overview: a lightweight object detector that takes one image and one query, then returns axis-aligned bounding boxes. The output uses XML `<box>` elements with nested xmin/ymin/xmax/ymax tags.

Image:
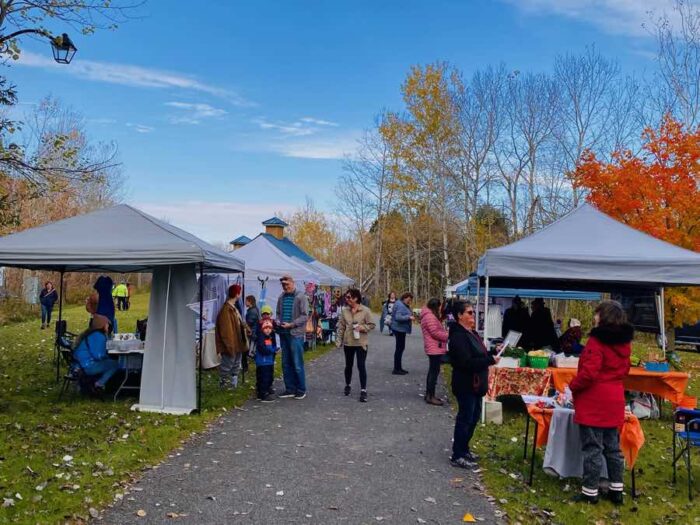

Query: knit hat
<box><xmin>261</xmin><ymin>305</ymin><xmax>273</xmax><ymax>315</ymax></box>
<box><xmin>261</xmin><ymin>319</ymin><xmax>274</xmax><ymax>331</ymax></box>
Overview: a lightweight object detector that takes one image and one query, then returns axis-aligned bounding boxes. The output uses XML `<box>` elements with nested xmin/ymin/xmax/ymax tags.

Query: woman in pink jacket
<box><xmin>420</xmin><ymin>298</ymin><xmax>449</xmax><ymax>406</ymax></box>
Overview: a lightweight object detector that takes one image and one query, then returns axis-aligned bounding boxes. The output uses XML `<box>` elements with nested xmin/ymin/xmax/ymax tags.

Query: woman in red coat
<box><xmin>570</xmin><ymin>300</ymin><xmax>633</xmax><ymax>506</ymax></box>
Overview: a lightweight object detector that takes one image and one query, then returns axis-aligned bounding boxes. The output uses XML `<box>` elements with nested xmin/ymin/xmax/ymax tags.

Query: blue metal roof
<box><xmin>229</xmin><ymin>235</ymin><xmax>252</xmax><ymax>245</ymax></box>
<box><xmin>261</xmin><ymin>233</ymin><xmax>315</xmax><ymax>263</ymax></box>
<box><xmin>262</xmin><ymin>217</ymin><xmax>289</xmax><ymax>227</ymax></box>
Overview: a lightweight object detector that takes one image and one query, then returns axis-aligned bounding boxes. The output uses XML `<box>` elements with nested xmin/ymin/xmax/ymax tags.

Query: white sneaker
<box><xmin>231</xmin><ymin>376</ymin><xmax>239</xmax><ymax>389</ymax></box>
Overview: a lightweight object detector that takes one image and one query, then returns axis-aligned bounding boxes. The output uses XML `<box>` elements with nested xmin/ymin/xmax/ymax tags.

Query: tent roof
<box><xmin>232</xmin><ymin>234</ymin><xmax>322</xmax><ymax>283</ymax></box>
<box><xmin>453</xmin><ymin>274</ymin><xmax>600</xmax><ymax>300</ymax></box>
<box><xmin>0</xmin><ymin>204</ymin><xmax>245</xmax><ymax>273</ymax></box>
<box><xmin>234</xmin><ymin>233</ymin><xmax>353</xmax><ymax>286</ymax></box>
<box><xmin>477</xmin><ymin>203</ymin><xmax>700</xmax><ymax>290</ymax></box>
<box><xmin>262</xmin><ymin>233</ymin><xmax>315</xmax><ymax>263</ymax></box>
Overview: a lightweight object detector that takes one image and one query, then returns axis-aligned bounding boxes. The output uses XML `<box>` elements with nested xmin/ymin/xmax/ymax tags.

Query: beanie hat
<box><xmin>261</xmin><ymin>305</ymin><xmax>273</xmax><ymax>315</ymax></box>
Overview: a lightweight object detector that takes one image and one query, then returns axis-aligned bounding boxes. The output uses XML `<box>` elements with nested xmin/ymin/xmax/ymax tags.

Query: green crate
<box><xmin>519</xmin><ymin>355</ymin><xmax>528</xmax><ymax>367</ymax></box>
<box><xmin>528</xmin><ymin>355</ymin><xmax>550</xmax><ymax>369</ymax></box>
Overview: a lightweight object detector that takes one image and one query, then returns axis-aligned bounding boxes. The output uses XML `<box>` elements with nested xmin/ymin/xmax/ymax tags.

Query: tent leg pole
<box><xmin>660</xmin><ymin>287</ymin><xmax>667</xmax><ymax>359</ymax></box>
<box><xmin>55</xmin><ymin>270</ymin><xmax>65</xmax><ymax>383</ymax></box>
<box><xmin>484</xmin><ymin>276</ymin><xmax>490</xmax><ymax>340</ymax></box>
<box><xmin>197</xmin><ymin>263</ymin><xmax>204</xmax><ymax>413</ymax></box>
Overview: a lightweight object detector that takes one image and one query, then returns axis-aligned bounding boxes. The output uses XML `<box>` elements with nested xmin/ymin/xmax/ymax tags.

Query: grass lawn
<box><xmin>0</xmin><ymin>293</ymin><xmax>334</xmax><ymax>524</ymax></box>
<box><xmin>469</xmin><ymin>343</ymin><xmax>700</xmax><ymax>525</ymax></box>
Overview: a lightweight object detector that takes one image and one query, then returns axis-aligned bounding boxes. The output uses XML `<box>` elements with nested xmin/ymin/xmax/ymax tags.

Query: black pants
<box><xmin>344</xmin><ymin>345</ymin><xmax>367</xmax><ymax>390</ymax></box>
<box><xmin>393</xmin><ymin>331</ymin><xmax>406</xmax><ymax>371</ymax></box>
<box><xmin>116</xmin><ymin>297</ymin><xmax>127</xmax><ymax>310</ymax></box>
<box><xmin>452</xmin><ymin>390</ymin><xmax>482</xmax><ymax>460</ymax></box>
<box><xmin>426</xmin><ymin>355</ymin><xmax>442</xmax><ymax>397</ymax></box>
<box><xmin>579</xmin><ymin>425</ymin><xmax>625</xmax><ymax>496</ymax></box>
<box><xmin>256</xmin><ymin>364</ymin><xmax>274</xmax><ymax>398</ymax></box>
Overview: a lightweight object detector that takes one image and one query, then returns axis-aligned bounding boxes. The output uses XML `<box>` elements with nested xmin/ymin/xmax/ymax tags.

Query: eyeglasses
<box><xmin>345</xmin><ymin>295</ymin><xmax>353</xmax><ymax>300</ymax></box>
<box><xmin>465</xmin><ymin>310</ymin><xmax>475</xmax><ymax>315</ymax></box>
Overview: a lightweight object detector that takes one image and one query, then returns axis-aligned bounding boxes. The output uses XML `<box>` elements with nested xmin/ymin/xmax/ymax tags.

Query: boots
<box><xmin>425</xmin><ymin>393</ymin><xmax>444</xmax><ymax>406</ymax></box>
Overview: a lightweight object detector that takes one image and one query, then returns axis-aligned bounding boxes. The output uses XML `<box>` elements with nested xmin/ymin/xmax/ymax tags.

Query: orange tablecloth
<box><xmin>488</xmin><ymin>367</ymin><xmax>551</xmax><ymax>399</ymax></box>
<box><xmin>549</xmin><ymin>367</ymin><xmax>696</xmax><ymax>408</ymax></box>
<box><xmin>526</xmin><ymin>405</ymin><xmax>645</xmax><ymax>468</ymax></box>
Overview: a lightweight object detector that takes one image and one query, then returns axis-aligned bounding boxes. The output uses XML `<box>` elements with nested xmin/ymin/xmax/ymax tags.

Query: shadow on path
<box><xmin>100</xmin><ymin>320</ymin><xmax>500</xmax><ymax>524</ymax></box>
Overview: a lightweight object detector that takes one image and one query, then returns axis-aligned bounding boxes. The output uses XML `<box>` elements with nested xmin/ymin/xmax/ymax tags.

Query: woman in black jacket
<box><xmin>448</xmin><ymin>300</ymin><xmax>499</xmax><ymax>468</ymax></box>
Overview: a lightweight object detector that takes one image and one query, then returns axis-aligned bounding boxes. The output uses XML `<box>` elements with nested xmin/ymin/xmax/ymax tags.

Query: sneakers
<box><xmin>359</xmin><ymin>390</ymin><xmax>368</xmax><ymax>403</ymax></box>
<box><xmin>450</xmin><ymin>457</ymin><xmax>476</xmax><ymax>469</ymax></box>
<box><xmin>465</xmin><ymin>452</ymin><xmax>479</xmax><ymax>462</ymax></box>
<box><xmin>294</xmin><ymin>392</ymin><xmax>307</xmax><ymax>400</ymax></box>
<box><xmin>392</xmin><ymin>369</ymin><xmax>408</xmax><ymax>375</ymax></box>
<box><xmin>571</xmin><ymin>493</ymin><xmax>599</xmax><ymax>504</ymax></box>
<box><xmin>344</xmin><ymin>385</ymin><xmax>351</xmax><ymax>396</ymax></box>
<box><xmin>278</xmin><ymin>391</ymin><xmax>296</xmax><ymax>398</ymax></box>
<box><xmin>261</xmin><ymin>393</ymin><xmax>277</xmax><ymax>403</ymax></box>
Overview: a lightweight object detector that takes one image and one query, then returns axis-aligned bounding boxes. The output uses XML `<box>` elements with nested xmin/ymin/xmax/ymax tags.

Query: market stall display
<box><xmin>488</xmin><ymin>366</ymin><xmax>551</xmax><ymax>399</ymax></box>
<box><xmin>550</xmin><ymin>367</ymin><xmax>696</xmax><ymax>408</ymax></box>
<box><xmin>524</xmin><ymin>403</ymin><xmax>644</xmax><ymax>494</ymax></box>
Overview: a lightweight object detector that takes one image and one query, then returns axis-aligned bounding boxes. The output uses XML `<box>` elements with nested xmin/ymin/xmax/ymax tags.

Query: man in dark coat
<box><xmin>501</xmin><ymin>296</ymin><xmax>529</xmax><ymax>338</ymax></box>
<box><xmin>525</xmin><ymin>298</ymin><xmax>559</xmax><ymax>350</ymax></box>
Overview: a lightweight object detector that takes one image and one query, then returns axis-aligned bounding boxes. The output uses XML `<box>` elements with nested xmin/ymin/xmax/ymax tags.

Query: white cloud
<box><xmin>134</xmin><ymin>200</ymin><xmax>297</xmax><ymax>243</ymax></box>
<box><xmin>126</xmin><ymin>122</ymin><xmax>154</xmax><ymax>133</ymax></box>
<box><xmin>503</xmin><ymin>0</ymin><xmax>684</xmax><ymax>37</ymax></box>
<box><xmin>16</xmin><ymin>51</ymin><xmax>253</xmax><ymax>106</ymax></box>
<box><xmin>165</xmin><ymin>101</ymin><xmax>227</xmax><ymax>125</ymax></box>
<box><xmin>300</xmin><ymin>117</ymin><xmax>339</xmax><ymax>127</ymax></box>
<box><xmin>272</xmin><ymin>132</ymin><xmax>361</xmax><ymax>160</ymax></box>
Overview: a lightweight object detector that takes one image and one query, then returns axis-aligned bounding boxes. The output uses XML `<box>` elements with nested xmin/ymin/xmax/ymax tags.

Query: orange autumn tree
<box><xmin>572</xmin><ymin>115</ymin><xmax>700</xmax><ymax>330</ymax></box>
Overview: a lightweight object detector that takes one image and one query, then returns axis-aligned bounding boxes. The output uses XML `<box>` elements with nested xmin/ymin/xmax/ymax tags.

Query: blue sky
<box><xmin>8</xmin><ymin>0</ymin><xmax>673</xmax><ymax>243</ymax></box>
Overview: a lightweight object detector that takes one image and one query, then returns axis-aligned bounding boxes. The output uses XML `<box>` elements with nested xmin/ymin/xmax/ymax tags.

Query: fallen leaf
<box><xmin>424</xmin><ymin>497</ymin><xmax>436</xmax><ymax>504</ymax></box>
<box><xmin>463</xmin><ymin>513</ymin><xmax>476</xmax><ymax>523</ymax></box>
<box><xmin>89</xmin><ymin>508</ymin><xmax>99</xmax><ymax>518</ymax></box>
<box><xmin>166</xmin><ymin>512</ymin><xmax>180</xmax><ymax>518</ymax></box>
<box><xmin>136</xmin><ymin>509</ymin><xmax>147</xmax><ymax>517</ymax></box>
<box><xmin>2</xmin><ymin>498</ymin><xmax>15</xmax><ymax>508</ymax></box>
<box><xmin>276</xmin><ymin>490</ymin><xmax>284</xmax><ymax>496</ymax></box>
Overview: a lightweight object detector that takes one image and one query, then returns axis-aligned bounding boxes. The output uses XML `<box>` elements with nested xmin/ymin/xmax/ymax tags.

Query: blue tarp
<box><xmin>454</xmin><ymin>275</ymin><xmax>601</xmax><ymax>301</ymax></box>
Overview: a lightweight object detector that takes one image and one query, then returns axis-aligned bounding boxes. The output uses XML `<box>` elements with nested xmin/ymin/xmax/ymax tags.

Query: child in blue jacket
<box><xmin>256</xmin><ymin>318</ymin><xmax>278</xmax><ymax>402</ymax></box>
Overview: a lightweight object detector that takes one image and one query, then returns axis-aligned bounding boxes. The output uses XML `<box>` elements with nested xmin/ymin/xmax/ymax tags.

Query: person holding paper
<box><xmin>448</xmin><ymin>300</ymin><xmax>500</xmax><ymax>468</ymax></box>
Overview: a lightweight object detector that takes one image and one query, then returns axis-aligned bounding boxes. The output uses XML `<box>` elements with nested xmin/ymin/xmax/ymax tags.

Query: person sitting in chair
<box><xmin>72</xmin><ymin>314</ymin><xmax>119</xmax><ymax>392</ymax></box>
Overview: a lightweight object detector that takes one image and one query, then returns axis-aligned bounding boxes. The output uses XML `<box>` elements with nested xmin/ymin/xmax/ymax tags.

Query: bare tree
<box><xmin>652</xmin><ymin>0</ymin><xmax>700</xmax><ymax>127</ymax></box>
<box><xmin>342</xmin><ymin>120</ymin><xmax>397</xmax><ymax>295</ymax></box>
<box><xmin>553</xmin><ymin>47</ymin><xmax>620</xmax><ymax>205</ymax></box>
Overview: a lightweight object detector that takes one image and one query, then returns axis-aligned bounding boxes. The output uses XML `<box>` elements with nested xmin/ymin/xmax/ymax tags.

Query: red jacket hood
<box><xmin>588</xmin><ymin>324</ymin><xmax>634</xmax><ymax>359</ymax></box>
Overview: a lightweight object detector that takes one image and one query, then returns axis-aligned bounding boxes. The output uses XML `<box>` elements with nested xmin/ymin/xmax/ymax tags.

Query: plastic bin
<box><xmin>528</xmin><ymin>356</ymin><xmax>550</xmax><ymax>369</ymax></box>
<box><xmin>643</xmin><ymin>361</ymin><xmax>670</xmax><ymax>372</ymax></box>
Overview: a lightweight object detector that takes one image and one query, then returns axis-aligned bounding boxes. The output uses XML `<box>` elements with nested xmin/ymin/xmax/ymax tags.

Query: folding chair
<box><xmin>672</xmin><ymin>407</ymin><xmax>700</xmax><ymax>500</ymax></box>
<box><xmin>56</xmin><ymin>330</ymin><xmax>78</xmax><ymax>400</ymax></box>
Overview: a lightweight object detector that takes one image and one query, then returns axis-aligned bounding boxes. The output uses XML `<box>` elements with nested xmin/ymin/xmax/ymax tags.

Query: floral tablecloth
<box><xmin>488</xmin><ymin>367</ymin><xmax>552</xmax><ymax>399</ymax></box>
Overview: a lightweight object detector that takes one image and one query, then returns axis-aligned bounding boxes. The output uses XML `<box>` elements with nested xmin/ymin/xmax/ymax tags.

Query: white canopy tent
<box><xmin>476</xmin><ymin>204</ymin><xmax>700</xmax><ymax>349</ymax></box>
<box><xmin>0</xmin><ymin>204</ymin><xmax>245</xmax><ymax>414</ymax></box>
<box><xmin>233</xmin><ymin>233</ymin><xmax>353</xmax><ymax>309</ymax></box>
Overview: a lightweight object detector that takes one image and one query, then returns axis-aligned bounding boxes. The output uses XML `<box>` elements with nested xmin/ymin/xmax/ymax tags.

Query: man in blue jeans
<box><xmin>276</xmin><ymin>275</ymin><xmax>308</xmax><ymax>399</ymax></box>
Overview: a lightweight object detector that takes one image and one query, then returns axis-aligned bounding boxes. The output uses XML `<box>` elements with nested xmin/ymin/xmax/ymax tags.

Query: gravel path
<box><xmin>100</xmin><ymin>321</ymin><xmax>501</xmax><ymax>524</ymax></box>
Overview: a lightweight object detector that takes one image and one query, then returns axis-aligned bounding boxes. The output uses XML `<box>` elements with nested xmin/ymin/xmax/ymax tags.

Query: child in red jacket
<box><xmin>570</xmin><ymin>301</ymin><xmax>633</xmax><ymax>506</ymax></box>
